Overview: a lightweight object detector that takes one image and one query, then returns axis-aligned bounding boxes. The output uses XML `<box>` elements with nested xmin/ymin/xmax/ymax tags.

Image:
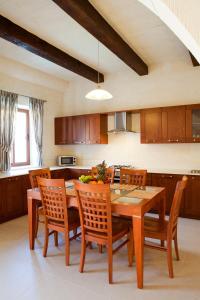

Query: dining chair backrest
<box><xmin>91</xmin><ymin>167</ymin><xmax>115</xmax><ymax>184</ymax></box>
<box><xmin>120</xmin><ymin>169</ymin><xmax>147</xmax><ymax>186</ymax></box>
<box><xmin>74</xmin><ymin>182</ymin><xmax>112</xmax><ymax>238</ymax></box>
<box><xmin>168</xmin><ymin>176</ymin><xmax>188</xmax><ymax>239</ymax></box>
<box><xmin>29</xmin><ymin>168</ymin><xmax>51</xmax><ymax>188</ymax></box>
<box><xmin>37</xmin><ymin>177</ymin><xmax>68</xmax><ymax>225</ymax></box>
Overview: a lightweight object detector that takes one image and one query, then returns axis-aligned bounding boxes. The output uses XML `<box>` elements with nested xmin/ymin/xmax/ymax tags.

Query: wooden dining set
<box><xmin>27</xmin><ymin>167</ymin><xmax>188</xmax><ymax>289</ymax></box>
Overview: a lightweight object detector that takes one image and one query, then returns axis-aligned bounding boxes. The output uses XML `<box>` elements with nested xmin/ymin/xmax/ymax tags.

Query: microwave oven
<box><xmin>57</xmin><ymin>156</ymin><xmax>77</xmax><ymax>166</ymax></box>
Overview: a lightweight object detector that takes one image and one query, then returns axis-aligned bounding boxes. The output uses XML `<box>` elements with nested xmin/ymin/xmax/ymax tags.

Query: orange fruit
<box><xmin>97</xmin><ymin>180</ymin><xmax>104</xmax><ymax>184</ymax></box>
<box><xmin>90</xmin><ymin>181</ymin><xmax>97</xmax><ymax>184</ymax></box>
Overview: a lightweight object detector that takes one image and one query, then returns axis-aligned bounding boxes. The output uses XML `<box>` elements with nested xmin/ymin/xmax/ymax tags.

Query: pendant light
<box><xmin>85</xmin><ymin>42</ymin><xmax>113</xmax><ymax>100</ymax></box>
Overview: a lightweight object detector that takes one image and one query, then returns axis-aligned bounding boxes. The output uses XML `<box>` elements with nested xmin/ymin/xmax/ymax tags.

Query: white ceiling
<box><xmin>0</xmin><ymin>0</ymin><xmax>191</xmax><ymax>82</ymax></box>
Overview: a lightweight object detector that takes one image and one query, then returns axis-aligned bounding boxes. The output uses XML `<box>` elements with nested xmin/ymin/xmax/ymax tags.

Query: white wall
<box><xmin>0</xmin><ymin>69</ymin><xmax>64</xmax><ymax>167</ymax></box>
<box><xmin>59</xmin><ymin>63</ymin><xmax>200</xmax><ymax>170</ymax></box>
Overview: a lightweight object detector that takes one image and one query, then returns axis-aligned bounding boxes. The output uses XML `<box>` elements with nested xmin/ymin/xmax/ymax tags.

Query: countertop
<box><xmin>0</xmin><ymin>165</ymin><xmax>92</xmax><ymax>179</ymax></box>
<box><xmin>0</xmin><ymin>165</ymin><xmax>199</xmax><ymax>179</ymax></box>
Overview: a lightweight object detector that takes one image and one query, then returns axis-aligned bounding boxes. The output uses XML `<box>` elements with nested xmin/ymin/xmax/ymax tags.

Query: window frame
<box><xmin>11</xmin><ymin>108</ymin><xmax>30</xmax><ymax>167</ymax></box>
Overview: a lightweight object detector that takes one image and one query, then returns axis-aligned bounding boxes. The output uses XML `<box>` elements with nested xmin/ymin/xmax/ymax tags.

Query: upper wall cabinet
<box><xmin>140</xmin><ymin>108</ymin><xmax>162</xmax><ymax>143</ymax></box>
<box><xmin>186</xmin><ymin>104</ymin><xmax>200</xmax><ymax>143</ymax></box>
<box><xmin>55</xmin><ymin>116</ymin><xmax>73</xmax><ymax>145</ymax></box>
<box><xmin>162</xmin><ymin>106</ymin><xmax>186</xmax><ymax>143</ymax></box>
<box><xmin>55</xmin><ymin>114</ymin><xmax>108</xmax><ymax>145</ymax></box>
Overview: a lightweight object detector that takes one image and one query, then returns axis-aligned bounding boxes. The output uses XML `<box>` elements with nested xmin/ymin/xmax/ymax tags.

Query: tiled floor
<box><xmin>0</xmin><ymin>216</ymin><xmax>200</xmax><ymax>300</ymax></box>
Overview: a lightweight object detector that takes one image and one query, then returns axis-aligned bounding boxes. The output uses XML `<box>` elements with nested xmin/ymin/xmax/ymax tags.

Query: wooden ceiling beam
<box><xmin>0</xmin><ymin>15</ymin><xmax>104</xmax><ymax>83</ymax></box>
<box><xmin>52</xmin><ymin>0</ymin><xmax>148</xmax><ymax>76</ymax></box>
<box><xmin>189</xmin><ymin>51</ymin><xmax>200</xmax><ymax>67</ymax></box>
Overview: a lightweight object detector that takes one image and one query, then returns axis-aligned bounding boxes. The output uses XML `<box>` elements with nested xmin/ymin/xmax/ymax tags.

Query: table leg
<box><xmin>28</xmin><ymin>195</ymin><xmax>36</xmax><ymax>250</ymax></box>
<box><xmin>132</xmin><ymin>215</ymin><xmax>144</xmax><ymax>289</ymax></box>
<box><xmin>159</xmin><ymin>190</ymin><xmax>166</xmax><ymax>225</ymax></box>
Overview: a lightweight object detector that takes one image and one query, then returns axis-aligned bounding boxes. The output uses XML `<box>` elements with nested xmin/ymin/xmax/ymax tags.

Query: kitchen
<box><xmin>0</xmin><ymin>0</ymin><xmax>200</xmax><ymax>299</ymax></box>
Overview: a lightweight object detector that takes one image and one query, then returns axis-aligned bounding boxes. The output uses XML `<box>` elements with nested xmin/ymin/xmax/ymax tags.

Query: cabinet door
<box><xmin>21</xmin><ymin>175</ymin><xmax>31</xmax><ymax>214</ymax></box>
<box><xmin>184</xmin><ymin>176</ymin><xmax>200</xmax><ymax>219</ymax></box>
<box><xmin>51</xmin><ymin>169</ymin><xmax>70</xmax><ymax>181</ymax></box>
<box><xmin>162</xmin><ymin>107</ymin><xmax>186</xmax><ymax>143</ymax></box>
<box><xmin>140</xmin><ymin>109</ymin><xmax>162</xmax><ymax>143</ymax></box>
<box><xmin>55</xmin><ymin>117</ymin><xmax>72</xmax><ymax>144</ymax></box>
<box><xmin>72</xmin><ymin>116</ymin><xmax>86</xmax><ymax>144</ymax></box>
<box><xmin>151</xmin><ymin>174</ymin><xmax>183</xmax><ymax>214</ymax></box>
<box><xmin>186</xmin><ymin>106</ymin><xmax>200</xmax><ymax>143</ymax></box>
<box><xmin>85</xmin><ymin>115</ymin><xmax>100</xmax><ymax>144</ymax></box>
<box><xmin>68</xmin><ymin>168</ymin><xmax>91</xmax><ymax>179</ymax></box>
<box><xmin>0</xmin><ymin>180</ymin><xmax>6</xmax><ymax>223</ymax></box>
<box><xmin>4</xmin><ymin>177</ymin><xmax>24</xmax><ymax>219</ymax></box>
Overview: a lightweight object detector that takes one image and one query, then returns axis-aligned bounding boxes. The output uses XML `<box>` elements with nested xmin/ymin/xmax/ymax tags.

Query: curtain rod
<box><xmin>18</xmin><ymin>93</ymin><xmax>47</xmax><ymax>103</ymax></box>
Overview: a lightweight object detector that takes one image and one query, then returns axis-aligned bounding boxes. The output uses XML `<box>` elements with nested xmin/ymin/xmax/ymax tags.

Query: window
<box><xmin>11</xmin><ymin>108</ymin><xmax>30</xmax><ymax>167</ymax></box>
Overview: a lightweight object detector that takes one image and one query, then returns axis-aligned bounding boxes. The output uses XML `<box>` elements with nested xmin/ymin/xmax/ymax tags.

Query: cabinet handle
<box><xmin>161</xmin><ymin>175</ymin><xmax>173</xmax><ymax>178</ymax></box>
<box><xmin>168</xmin><ymin>139</ymin><xmax>171</xmax><ymax>142</ymax></box>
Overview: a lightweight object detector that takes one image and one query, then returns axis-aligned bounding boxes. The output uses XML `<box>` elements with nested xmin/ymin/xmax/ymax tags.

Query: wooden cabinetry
<box><xmin>51</xmin><ymin>169</ymin><xmax>70</xmax><ymax>181</ymax></box>
<box><xmin>68</xmin><ymin>168</ymin><xmax>91</xmax><ymax>179</ymax></box>
<box><xmin>55</xmin><ymin>117</ymin><xmax>73</xmax><ymax>145</ymax></box>
<box><xmin>141</xmin><ymin>109</ymin><xmax>162</xmax><ymax>143</ymax></box>
<box><xmin>55</xmin><ymin>114</ymin><xmax>108</xmax><ymax>145</ymax></box>
<box><xmin>162</xmin><ymin>106</ymin><xmax>186</xmax><ymax>143</ymax></box>
<box><xmin>85</xmin><ymin>114</ymin><xmax>108</xmax><ymax>144</ymax></box>
<box><xmin>151</xmin><ymin>173</ymin><xmax>183</xmax><ymax>214</ymax></box>
<box><xmin>186</xmin><ymin>104</ymin><xmax>200</xmax><ymax>143</ymax></box>
<box><xmin>184</xmin><ymin>175</ymin><xmax>200</xmax><ymax>219</ymax></box>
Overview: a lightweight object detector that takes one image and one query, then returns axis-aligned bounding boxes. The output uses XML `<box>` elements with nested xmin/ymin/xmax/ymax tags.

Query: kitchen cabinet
<box><xmin>85</xmin><ymin>114</ymin><xmax>108</xmax><ymax>144</ymax></box>
<box><xmin>55</xmin><ymin>114</ymin><xmax>108</xmax><ymax>145</ymax></box>
<box><xmin>21</xmin><ymin>175</ymin><xmax>31</xmax><ymax>214</ymax></box>
<box><xmin>184</xmin><ymin>175</ymin><xmax>200</xmax><ymax>219</ymax></box>
<box><xmin>141</xmin><ymin>109</ymin><xmax>162</xmax><ymax>143</ymax></box>
<box><xmin>68</xmin><ymin>168</ymin><xmax>91</xmax><ymax>179</ymax></box>
<box><xmin>186</xmin><ymin>104</ymin><xmax>200</xmax><ymax>143</ymax></box>
<box><xmin>162</xmin><ymin>106</ymin><xmax>186</xmax><ymax>143</ymax></box>
<box><xmin>72</xmin><ymin>115</ymin><xmax>86</xmax><ymax>144</ymax></box>
<box><xmin>0</xmin><ymin>180</ymin><xmax>5</xmax><ymax>222</ymax></box>
<box><xmin>51</xmin><ymin>169</ymin><xmax>70</xmax><ymax>181</ymax></box>
<box><xmin>55</xmin><ymin>117</ymin><xmax>73</xmax><ymax>145</ymax></box>
<box><xmin>151</xmin><ymin>173</ymin><xmax>183</xmax><ymax>214</ymax></box>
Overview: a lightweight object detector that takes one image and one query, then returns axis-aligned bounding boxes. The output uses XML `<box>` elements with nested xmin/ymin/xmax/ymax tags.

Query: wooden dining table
<box><xmin>27</xmin><ymin>182</ymin><xmax>165</xmax><ymax>289</ymax></box>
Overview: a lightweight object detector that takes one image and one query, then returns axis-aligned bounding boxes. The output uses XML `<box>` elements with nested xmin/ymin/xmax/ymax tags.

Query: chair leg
<box><xmin>54</xmin><ymin>231</ymin><xmax>58</xmax><ymax>247</ymax></box>
<box><xmin>174</xmin><ymin>232</ymin><xmax>180</xmax><ymax>261</ymax></box>
<box><xmin>65</xmin><ymin>231</ymin><xmax>70</xmax><ymax>266</ymax></box>
<box><xmin>80</xmin><ymin>239</ymin><xmax>86</xmax><ymax>273</ymax></box>
<box><xmin>167</xmin><ymin>240</ymin><xmax>174</xmax><ymax>278</ymax></box>
<box><xmin>127</xmin><ymin>231</ymin><xmax>134</xmax><ymax>267</ymax></box>
<box><xmin>73</xmin><ymin>228</ymin><xmax>77</xmax><ymax>238</ymax></box>
<box><xmin>35</xmin><ymin>208</ymin><xmax>39</xmax><ymax>238</ymax></box>
<box><xmin>98</xmin><ymin>244</ymin><xmax>103</xmax><ymax>253</ymax></box>
<box><xmin>107</xmin><ymin>243</ymin><xmax>113</xmax><ymax>284</ymax></box>
<box><xmin>43</xmin><ymin>226</ymin><xmax>49</xmax><ymax>257</ymax></box>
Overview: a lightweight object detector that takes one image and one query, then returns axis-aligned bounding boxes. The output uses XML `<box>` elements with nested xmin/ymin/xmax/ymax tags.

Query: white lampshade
<box><xmin>85</xmin><ymin>87</ymin><xmax>113</xmax><ymax>100</ymax></box>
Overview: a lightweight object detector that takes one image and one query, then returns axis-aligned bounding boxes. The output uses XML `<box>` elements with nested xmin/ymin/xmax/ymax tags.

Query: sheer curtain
<box><xmin>0</xmin><ymin>90</ymin><xmax>18</xmax><ymax>171</ymax></box>
<box><xmin>29</xmin><ymin>98</ymin><xmax>45</xmax><ymax>167</ymax></box>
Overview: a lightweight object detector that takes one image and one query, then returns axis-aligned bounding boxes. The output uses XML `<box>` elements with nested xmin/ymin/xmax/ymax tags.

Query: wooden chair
<box><xmin>91</xmin><ymin>166</ymin><xmax>115</xmax><ymax>184</ymax></box>
<box><xmin>29</xmin><ymin>168</ymin><xmax>51</xmax><ymax>237</ymax></box>
<box><xmin>120</xmin><ymin>168</ymin><xmax>147</xmax><ymax>186</ymax></box>
<box><xmin>37</xmin><ymin>177</ymin><xmax>80</xmax><ymax>265</ymax></box>
<box><xmin>74</xmin><ymin>181</ymin><xmax>133</xmax><ymax>284</ymax></box>
<box><xmin>144</xmin><ymin>176</ymin><xmax>188</xmax><ymax>278</ymax></box>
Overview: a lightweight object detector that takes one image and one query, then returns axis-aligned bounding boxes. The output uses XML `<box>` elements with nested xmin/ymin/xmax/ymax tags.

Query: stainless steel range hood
<box><xmin>108</xmin><ymin>112</ymin><xmax>135</xmax><ymax>133</ymax></box>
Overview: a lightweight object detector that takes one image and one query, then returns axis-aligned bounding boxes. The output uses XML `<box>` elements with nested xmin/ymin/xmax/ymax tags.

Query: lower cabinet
<box><xmin>184</xmin><ymin>175</ymin><xmax>200</xmax><ymax>219</ymax></box>
<box><xmin>151</xmin><ymin>173</ymin><xmax>183</xmax><ymax>215</ymax></box>
<box><xmin>1</xmin><ymin>169</ymin><xmax>200</xmax><ymax>224</ymax></box>
<box><xmin>68</xmin><ymin>168</ymin><xmax>91</xmax><ymax>179</ymax></box>
<box><xmin>51</xmin><ymin>169</ymin><xmax>70</xmax><ymax>181</ymax></box>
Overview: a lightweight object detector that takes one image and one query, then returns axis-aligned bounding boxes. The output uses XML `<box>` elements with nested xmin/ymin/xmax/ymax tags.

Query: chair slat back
<box><xmin>168</xmin><ymin>176</ymin><xmax>188</xmax><ymax>237</ymax></box>
<box><xmin>120</xmin><ymin>169</ymin><xmax>147</xmax><ymax>186</ymax></box>
<box><xmin>91</xmin><ymin>167</ymin><xmax>115</xmax><ymax>184</ymax></box>
<box><xmin>74</xmin><ymin>182</ymin><xmax>112</xmax><ymax>236</ymax></box>
<box><xmin>29</xmin><ymin>168</ymin><xmax>51</xmax><ymax>188</ymax></box>
<box><xmin>37</xmin><ymin>178</ymin><xmax>68</xmax><ymax>224</ymax></box>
